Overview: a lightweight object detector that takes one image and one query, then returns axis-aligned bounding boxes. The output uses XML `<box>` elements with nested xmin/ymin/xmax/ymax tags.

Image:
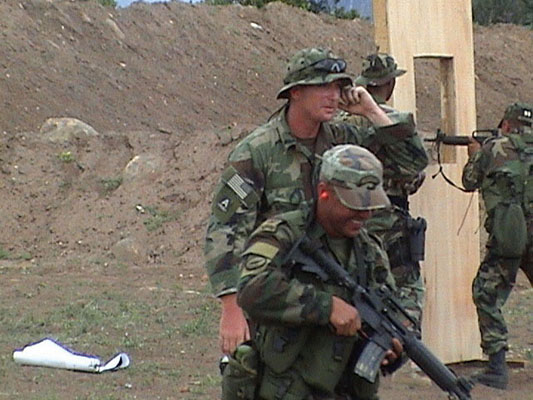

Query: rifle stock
<box><xmin>299</xmin><ymin>236</ymin><xmax>473</xmax><ymax>400</ymax></box>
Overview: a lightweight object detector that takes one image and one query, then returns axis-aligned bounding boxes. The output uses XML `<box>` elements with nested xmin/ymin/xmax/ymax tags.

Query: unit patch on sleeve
<box><xmin>217</xmin><ymin>197</ymin><xmax>231</xmax><ymax>213</ymax></box>
<box><xmin>211</xmin><ymin>166</ymin><xmax>260</xmax><ymax>223</ymax></box>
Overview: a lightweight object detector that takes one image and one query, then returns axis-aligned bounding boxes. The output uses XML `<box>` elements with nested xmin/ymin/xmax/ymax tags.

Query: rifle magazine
<box><xmin>353</xmin><ymin>341</ymin><xmax>385</xmax><ymax>383</ymax></box>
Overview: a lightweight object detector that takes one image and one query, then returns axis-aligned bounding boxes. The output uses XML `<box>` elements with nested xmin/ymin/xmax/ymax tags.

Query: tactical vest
<box><xmin>254</xmin><ymin>241</ymin><xmax>373</xmax><ymax>400</ymax></box>
<box><xmin>482</xmin><ymin>133</ymin><xmax>533</xmax><ymax>257</ymax></box>
<box><xmin>509</xmin><ymin>132</ymin><xmax>533</xmax><ymax>216</ymax></box>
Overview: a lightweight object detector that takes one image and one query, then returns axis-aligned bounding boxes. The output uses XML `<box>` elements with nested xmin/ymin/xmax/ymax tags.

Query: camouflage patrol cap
<box><xmin>276</xmin><ymin>48</ymin><xmax>353</xmax><ymax>99</ymax></box>
<box><xmin>498</xmin><ymin>102</ymin><xmax>533</xmax><ymax>128</ymax></box>
<box><xmin>354</xmin><ymin>53</ymin><xmax>406</xmax><ymax>87</ymax></box>
<box><xmin>320</xmin><ymin>144</ymin><xmax>390</xmax><ymax>210</ymax></box>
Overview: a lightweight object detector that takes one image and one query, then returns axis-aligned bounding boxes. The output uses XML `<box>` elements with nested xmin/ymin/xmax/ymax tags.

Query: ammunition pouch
<box><xmin>385</xmin><ymin>213</ymin><xmax>426</xmax><ymax>272</ymax></box>
<box><xmin>492</xmin><ymin>202</ymin><xmax>527</xmax><ymax>258</ymax></box>
<box><xmin>257</xmin><ymin>325</ymin><xmax>311</xmax><ymax>375</ymax></box>
<box><xmin>297</xmin><ymin>330</ymin><xmax>358</xmax><ymax>393</ymax></box>
<box><xmin>221</xmin><ymin>341</ymin><xmax>260</xmax><ymax>400</ymax></box>
<box><xmin>333</xmin><ymin>341</ymin><xmax>381</xmax><ymax>399</ymax></box>
<box><xmin>255</xmin><ymin>325</ymin><xmax>312</xmax><ymax>400</ymax></box>
<box><xmin>255</xmin><ymin>324</ymin><xmax>364</xmax><ymax>399</ymax></box>
<box><xmin>407</xmin><ymin>216</ymin><xmax>427</xmax><ymax>262</ymax></box>
<box><xmin>258</xmin><ymin>367</ymin><xmax>312</xmax><ymax>400</ymax></box>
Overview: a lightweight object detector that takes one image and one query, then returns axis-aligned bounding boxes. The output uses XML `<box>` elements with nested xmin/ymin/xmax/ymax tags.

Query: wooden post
<box><xmin>373</xmin><ymin>0</ymin><xmax>482</xmax><ymax>363</ymax></box>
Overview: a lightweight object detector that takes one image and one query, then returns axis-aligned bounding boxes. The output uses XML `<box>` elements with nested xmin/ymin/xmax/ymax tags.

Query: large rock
<box><xmin>123</xmin><ymin>153</ymin><xmax>163</xmax><ymax>182</ymax></box>
<box><xmin>111</xmin><ymin>237</ymin><xmax>145</xmax><ymax>265</ymax></box>
<box><xmin>40</xmin><ymin>117</ymin><xmax>100</xmax><ymax>143</ymax></box>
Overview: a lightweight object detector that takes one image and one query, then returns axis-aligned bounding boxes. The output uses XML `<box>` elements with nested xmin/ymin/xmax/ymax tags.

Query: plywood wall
<box><xmin>373</xmin><ymin>0</ymin><xmax>482</xmax><ymax>363</ymax></box>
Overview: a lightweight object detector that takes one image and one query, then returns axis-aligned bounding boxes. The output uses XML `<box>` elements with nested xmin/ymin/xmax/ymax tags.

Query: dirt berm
<box><xmin>0</xmin><ymin>1</ymin><xmax>531</xmax><ymax>399</ymax></box>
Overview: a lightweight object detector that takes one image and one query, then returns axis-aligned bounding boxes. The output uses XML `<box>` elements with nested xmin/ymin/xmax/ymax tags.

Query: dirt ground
<box><xmin>0</xmin><ymin>1</ymin><xmax>531</xmax><ymax>399</ymax></box>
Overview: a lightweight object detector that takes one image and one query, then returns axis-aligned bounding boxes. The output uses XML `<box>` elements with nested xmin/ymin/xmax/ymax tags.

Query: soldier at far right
<box><xmin>462</xmin><ymin>102</ymin><xmax>533</xmax><ymax>390</ymax></box>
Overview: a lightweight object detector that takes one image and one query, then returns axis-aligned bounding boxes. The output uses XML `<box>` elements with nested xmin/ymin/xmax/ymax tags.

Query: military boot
<box><xmin>472</xmin><ymin>349</ymin><xmax>509</xmax><ymax>390</ymax></box>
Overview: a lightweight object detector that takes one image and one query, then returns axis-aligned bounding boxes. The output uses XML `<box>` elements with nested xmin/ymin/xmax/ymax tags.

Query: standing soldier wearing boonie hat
<box><xmin>337</xmin><ymin>53</ymin><xmax>407</xmax><ymax>124</ymax></box>
<box><xmin>204</xmin><ymin>47</ymin><xmax>428</xmax><ymax>365</ymax></box>
<box><xmin>354</xmin><ymin>53</ymin><xmax>406</xmax><ymax>104</ymax></box>
<box><xmin>336</xmin><ymin>52</ymin><xmax>429</xmax><ymax>327</ymax></box>
<box><xmin>462</xmin><ymin>102</ymin><xmax>533</xmax><ymax>390</ymax></box>
<box><xmin>228</xmin><ymin>144</ymin><xmax>402</xmax><ymax>400</ymax></box>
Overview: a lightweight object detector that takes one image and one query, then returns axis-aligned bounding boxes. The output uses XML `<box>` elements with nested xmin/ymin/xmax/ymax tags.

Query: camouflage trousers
<box><xmin>365</xmin><ymin>206</ymin><xmax>426</xmax><ymax>325</ymax></box>
<box><xmin>473</xmin><ymin>233</ymin><xmax>533</xmax><ymax>355</ymax></box>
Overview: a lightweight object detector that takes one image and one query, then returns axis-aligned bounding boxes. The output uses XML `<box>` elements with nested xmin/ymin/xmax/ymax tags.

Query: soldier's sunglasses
<box><xmin>306</xmin><ymin>58</ymin><xmax>347</xmax><ymax>74</ymax></box>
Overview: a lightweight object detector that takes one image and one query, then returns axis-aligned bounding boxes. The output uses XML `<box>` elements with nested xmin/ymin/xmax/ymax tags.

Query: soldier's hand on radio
<box><xmin>339</xmin><ymin>86</ymin><xmax>392</xmax><ymax>126</ymax></box>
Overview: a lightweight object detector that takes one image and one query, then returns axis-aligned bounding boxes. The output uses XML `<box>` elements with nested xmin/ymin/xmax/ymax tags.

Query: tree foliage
<box><xmin>472</xmin><ymin>0</ymin><xmax>533</xmax><ymax>26</ymax></box>
<box><xmin>205</xmin><ymin>0</ymin><xmax>360</xmax><ymax>19</ymax></box>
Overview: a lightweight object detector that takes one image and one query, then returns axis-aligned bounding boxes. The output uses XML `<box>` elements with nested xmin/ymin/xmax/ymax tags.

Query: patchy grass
<box><xmin>0</xmin><ymin>247</ymin><xmax>11</xmax><ymax>259</ymax></box>
<box><xmin>0</xmin><ymin>261</ymin><xmax>220</xmax><ymax>399</ymax></box>
<box><xmin>142</xmin><ymin>205</ymin><xmax>183</xmax><ymax>232</ymax></box>
<box><xmin>100</xmin><ymin>177</ymin><xmax>123</xmax><ymax>194</ymax></box>
<box><xmin>0</xmin><ymin>247</ymin><xmax>32</xmax><ymax>261</ymax></box>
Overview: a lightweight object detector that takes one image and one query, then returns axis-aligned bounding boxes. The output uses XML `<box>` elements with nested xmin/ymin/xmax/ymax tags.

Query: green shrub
<box><xmin>97</xmin><ymin>0</ymin><xmax>117</xmax><ymax>7</ymax></box>
<box><xmin>58</xmin><ymin>151</ymin><xmax>75</xmax><ymax>163</ymax></box>
<box><xmin>204</xmin><ymin>0</ymin><xmax>359</xmax><ymax>17</ymax></box>
<box><xmin>473</xmin><ymin>0</ymin><xmax>533</xmax><ymax>26</ymax></box>
<box><xmin>100</xmin><ymin>177</ymin><xmax>123</xmax><ymax>194</ymax></box>
<box><xmin>333</xmin><ymin>7</ymin><xmax>360</xmax><ymax>20</ymax></box>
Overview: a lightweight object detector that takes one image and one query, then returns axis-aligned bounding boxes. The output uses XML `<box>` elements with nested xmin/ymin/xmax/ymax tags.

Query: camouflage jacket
<box><xmin>462</xmin><ymin>132</ymin><xmax>533</xmax><ymax>216</ymax></box>
<box><xmin>237</xmin><ymin>210</ymin><xmax>395</xmax><ymax>326</ymax></box>
<box><xmin>204</xmin><ymin>105</ymin><xmax>426</xmax><ymax>297</ymax></box>
<box><xmin>335</xmin><ymin>104</ymin><xmax>428</xmax><ymax>198</ymax></box>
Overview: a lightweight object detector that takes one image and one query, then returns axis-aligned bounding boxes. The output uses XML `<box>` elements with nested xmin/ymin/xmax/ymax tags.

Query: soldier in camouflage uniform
<box><xmin>204</xmin><ymin>47</ymin><xmax>428</xmax><ymax>356</ymax></box>
<box><xmin>462</xmin><ymin>102</ymin><xmax>533</xmax><ymax>390</ymax></box>
<box><xmin>234</xmin><ymin>145</ymin><xmax>402</xmax><ymax>400</ymax></box>
<box><xmin>336</xmin><ymin>53</ymin><xmax>428</xmax><ymax>324</ymax></box>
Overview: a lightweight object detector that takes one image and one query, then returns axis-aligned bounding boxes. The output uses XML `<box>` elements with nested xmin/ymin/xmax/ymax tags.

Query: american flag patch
<box><xmin>227</xmin><ymin>174</ymin><xmax>252</xmax><ymax>200</ymax></box>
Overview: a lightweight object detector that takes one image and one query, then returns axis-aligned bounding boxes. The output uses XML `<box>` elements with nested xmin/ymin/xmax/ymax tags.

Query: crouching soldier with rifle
<box><xmin>221</xmin><ymin>144</ymin><xmax>473</xmax><ymax>400</ymax></box>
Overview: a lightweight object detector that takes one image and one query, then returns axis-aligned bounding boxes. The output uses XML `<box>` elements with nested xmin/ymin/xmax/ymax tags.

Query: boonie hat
<box><xmin>498</xmin><ymin>102</ymin><xmax>533</xmax><ymax>128</ymax></box>
<box><xmin>354</xmin><ymin>53</ymin><xmax>406</xmax><ymax>87</ymax></box>
<box><xmin>319</xmin><ymin>144</ymin><xmax>390</xmax><ymax>210</ymax></box>
<box><xmin>277</xmin><ymin>48</ymin><xmax>353</xmax><ymax>99</ymax></box>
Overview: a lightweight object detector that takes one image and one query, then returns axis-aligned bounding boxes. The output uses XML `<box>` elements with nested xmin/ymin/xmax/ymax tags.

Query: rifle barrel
<box><xmin>424</xmin><ymin>135</ymin><xmax>471</xmax><ymax>145</ymax></box>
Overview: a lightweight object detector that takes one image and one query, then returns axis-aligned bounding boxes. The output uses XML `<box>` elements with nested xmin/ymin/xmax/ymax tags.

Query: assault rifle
<box><xmin>425</xmin><ymin>128</ymin><xmax>499</xmax><ymax>146</ymax></box>
<box><xmin>424</xmin><ymin>128</ymin><xmax>500</xmax><ymax>192</ymax></box>
<box><xmin>299</xmin><ymin>236</ymin><xmax>474</xmax><ymax>400</ymax></box>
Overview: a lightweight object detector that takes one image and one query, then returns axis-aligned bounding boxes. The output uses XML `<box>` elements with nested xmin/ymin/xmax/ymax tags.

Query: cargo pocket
<box><xmin>492</xmin><ymin>202</ymin><xmax>527</xmax><ymax>258</ymax></box>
